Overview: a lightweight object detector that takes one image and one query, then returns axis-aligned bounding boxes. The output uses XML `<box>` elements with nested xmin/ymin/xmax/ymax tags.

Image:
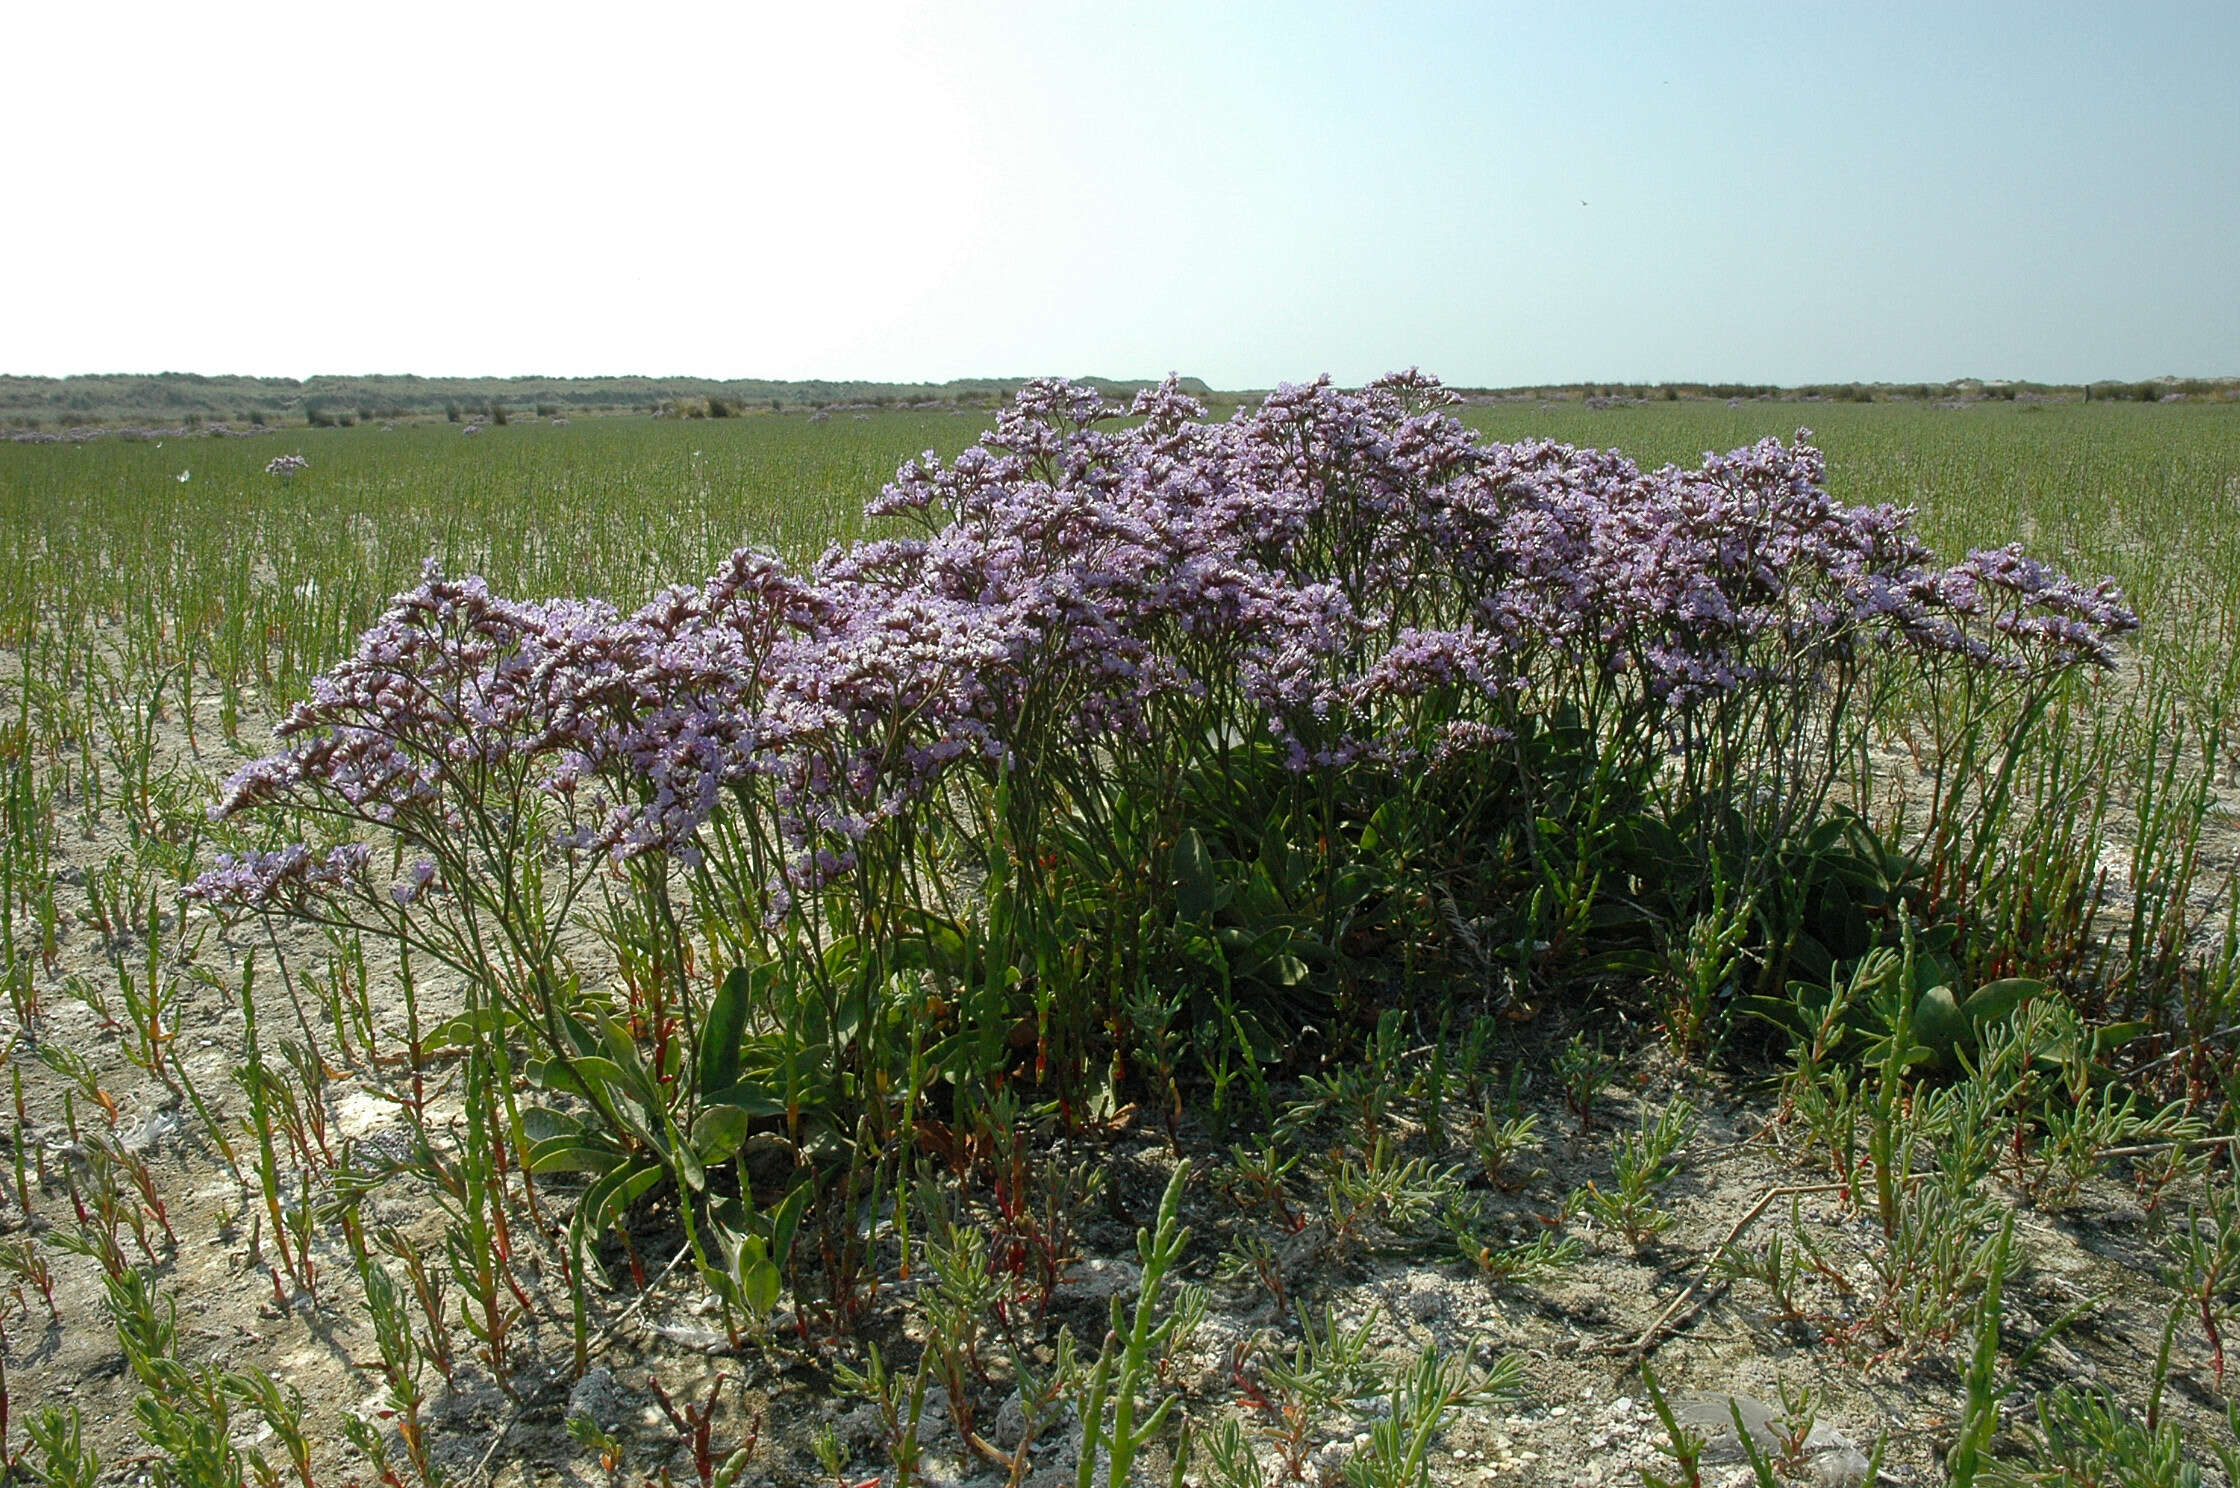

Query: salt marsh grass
<box><xmin>0</xmin><ymin>412</ymin><xmax>973</xmax><ymax>694</ymax></box>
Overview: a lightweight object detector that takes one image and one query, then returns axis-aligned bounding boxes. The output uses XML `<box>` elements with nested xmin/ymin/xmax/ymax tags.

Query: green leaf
<box><xmin>1236</xmin><ymin>861</ymin><xmax>1285</xmax><ymax>920</ymax></box>
<box><xmin>1621</xmin><ymin>813</ymin><xmax>1681</xmax><ymax>868</ymax></box>
<box><xmin>1259</xmin><ymin>823</ymin><xmax>1306</xmax><ymax>896</ymax></box>
<box><xmin>736</xmin><ymin>1234</ymin><xmax>779</xmax><ymax>1315</ymax></box>
<box><xmin>423</xmin><ymin>1005</ymin><xmax>510</xmax><ymax>1051</ymax></box>
<box><xmin>1740</xmin><ymin>994</ymin><xmax>1810</xmax><ymax>1037</ymax></box>
<box><xmin>1787</xmin><ymin>932</ymin><xmax>1836</xmax><ymax>988</ymax></box>
<box><xmin>769</xmin><ymin>1179</ymin><xmax>812</xmax><ymax>1266</ymax></box>
<box><xmin>574</xmin><ymin>1161</ymin><xmax>664</xmax><ymax>1244</ymax></box>
<box><xmin>1802</xmin><ymin>817</ymin><xmax>1850</xmax><ymax>855</ymax></box>
<box><xmin>1961</xmin><ymin>978</ymin><xmax>2041</xmax><ymax>1027</ymax></box>
<box><xmin>1232</xmin><ymin>1008</ymin><xmax>1282</xmax><ymax>1063</ymax></box>
<box><xmin>1330</xmin><ymin>867</ymin><xmax>1379</xmax><ymax>911</ymax></box>
<box><xmin>2091</xmin><ymin>1020</ymin><xmax>2149</xmax><ymax>1058</ymax></box>
<box><xmin>1173</xmin><ymin>829</ymin><xmax>1216</xmax><ymax>922</ymax></box>
<box><xmin>1913</xmin><ymin>985</ymin><xmax>1969</xmax><ymax>1059</ymax></box>
<box><xmin>701</xmin><ymin>1079</ymin><xmax>790</xmax><ymax>1118</ymax></box>
<box><xmin>527</xmin><ymin>1054</ymin><xmax>632</xmax><ymax>1101</ymax></box>
<box><xmin>598</xmin><ymin>1016</ymin><xmax>650</xmax><ymax>1076</ymax></box>
<box><xmin>530</xmin><ymin>1138</ymin><xmax>629</xmax><ymax>1177</ymax></box>
<box><xmin>520</xmin><ymin>1106</ymin><xmax>583</xmax><ymax>1144</ymax></box>
<box><xmin>670</xmin><ymin>1123</ymin><xmax>708</xmax><ymax>1194</ymax></box>
<box><xmin>1175</xmin><ymin>928</ymin><xmax>1228</xmax><ymax>977</ymax></box>
<box><xmin>697</xmin><ymin>966</ymin><xmax>752</xmax><ymax>1097</ymax></box>
<box><xmin>1360</xmin><ymin>802</ymin><xmax>1393</xmax><ymax>855</ymax></box>
<box><xmin>1587</xmin><ymin>898</ymin><xmax>1655</xmax><ymax>931</ymax></box>
<box><xmin>557</xmin><ymin>1007</ymin><xmax>602</xmax><ymax>1056</ymax></box>
<box><xmin>896</xmin><ymin>912</ymin><xmax>970</xmax><ymax>980</ymax></box>
<box><xmin>694</xmin><ymin>1103</ymin><xmax>752</xmax><ymax>1164</ymax></box>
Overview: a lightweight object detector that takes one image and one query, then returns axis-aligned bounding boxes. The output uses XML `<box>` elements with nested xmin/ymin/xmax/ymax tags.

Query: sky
<box><xmin>5</xmin><ymin>2</ymin><xmax>2235</xmax><ymax>387</ymax></box>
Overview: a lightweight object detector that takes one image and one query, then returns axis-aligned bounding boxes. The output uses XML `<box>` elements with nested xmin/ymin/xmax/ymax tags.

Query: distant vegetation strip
<box><xmin>2</xmin><ymin>370</ymin><xmax>2233</xmax><ymax>430</ymax></box>
<box><xmin>0</xmin><ymin>371</ymin><xmax>1213</xmax><ymax>428</ymax></box>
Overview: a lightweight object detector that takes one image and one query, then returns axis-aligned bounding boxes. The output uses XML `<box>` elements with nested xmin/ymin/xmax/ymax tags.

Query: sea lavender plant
<box><xmin>188</xmin><ymin>373</ymin><xmax>2137</xmax><ymax>1334</ymax></box>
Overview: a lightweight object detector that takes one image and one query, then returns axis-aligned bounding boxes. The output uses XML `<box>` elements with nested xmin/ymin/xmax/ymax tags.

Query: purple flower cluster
<box><xmin>1903</xmin><ymin>543</ymin><xmax>2138</xmax><ymax>671</ymax></box>
<box><xmin>194</xmin><ymin>374</ymin><xmax>2136</xmax><ymax>926</ymax></box>
<box><xmin>265</xmin><ymin>453</ymin><xmax>309</xmax><ymax>477</ymax></box>
<box><xmin>186</xmin><ymin>843</ymin><xmax>372</xmax><ymax>911</ymax></box>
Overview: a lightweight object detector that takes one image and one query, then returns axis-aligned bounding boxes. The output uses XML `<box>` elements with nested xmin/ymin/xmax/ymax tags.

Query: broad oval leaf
<box><xmin>694</xmin><ymin>1103</ymin><xmax>752</xmax><ymax>1164</ymax></box>
<box><xmin>1961</xmin><ymin>977</ymin><xmax>2042</xmax><ymax>1027</ymax></box>
<box><xmin>1912</xmin><ymin>985</ymin><xmax>1969</xmax><ymax>1059</ymax></box>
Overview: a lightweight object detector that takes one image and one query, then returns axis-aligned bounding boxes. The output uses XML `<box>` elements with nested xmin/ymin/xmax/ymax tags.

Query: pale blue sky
<box><xmin>6</xmin><ymin>1</ymin><xmax>2233</xmax><ymax>386</ymax></box>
